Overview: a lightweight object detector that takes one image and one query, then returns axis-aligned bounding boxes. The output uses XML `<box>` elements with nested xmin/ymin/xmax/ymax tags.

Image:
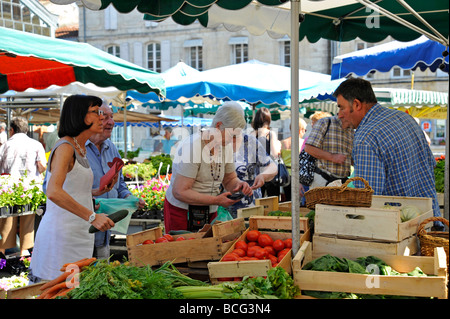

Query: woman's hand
<box><xmin>251</xmin><ymin>175</ymin><xmax>266</xmax><ymax>190</ymax></box>
<box><xmin>90</xmin><ymin>213</ymin><xmax>115</xmax><ymax>232</ymax></box>
<box><xmin>232</xmin><ymin>180</ymin><xmax>252</xmax><ymax>196</ymax></box>
<box><xmin>92</xmin><ymin>173</ymin><xmax>119</xmax><ymax>196</ymax></box>
<box><xmin>215</xmin><ymin>192</ymin><xmax>241</xmax><ymax>207</ymax></box>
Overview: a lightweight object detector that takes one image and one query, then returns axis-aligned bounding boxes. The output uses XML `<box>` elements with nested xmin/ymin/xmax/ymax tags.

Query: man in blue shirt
<box><xmin>86</xmin><ymin>104</ymin><xmax>145</xmax><ymax>258</ymax></box>
<box><xmin>335</xmin><ymin>78</ymin><xmax>443</xmax><ymax>230</ymax></box>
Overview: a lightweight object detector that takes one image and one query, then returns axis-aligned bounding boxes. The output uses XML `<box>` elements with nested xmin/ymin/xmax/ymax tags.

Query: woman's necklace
<box><xmin>73</xmin><ymin>137</ymin><xmax>86</xmax><ymax>157</ymax></box>
<box><xmin>210</xmin><ymin>148</ymin><xmax>221</xmax><ymax>181</ymax></box>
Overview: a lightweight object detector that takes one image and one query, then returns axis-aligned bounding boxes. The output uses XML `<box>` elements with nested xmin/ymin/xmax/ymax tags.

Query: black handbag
<box><xmin>298</xmin><ymin>118</ymin><xmax>332</xmax><ymax>186</ymax></box>
<box><xmin>298</xmin><ymin>150</ymin><xmax>316</xmax><ymax>186</ymax></box>
<box><xmin>271</xmin><ymin>156</ymin><xmax>291</xmax><ymax>187</ymax></box>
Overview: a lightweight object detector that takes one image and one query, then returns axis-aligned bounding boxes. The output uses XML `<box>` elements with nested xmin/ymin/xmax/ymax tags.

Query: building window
<box><xmin>147</xmin><ymin>43</ymin><xmax>161</xmax><ymax>73</ymax></box>
<box><xmin>0</xmin><ymin>0</ymin><xmax>51</xmax><ymax>35</ymax></box>
<box><xmin>391</xmin><ymin>66</ymin><xmax>411</xmax><ymax>78</ymax></box>
<box><xmin>106</xmin><ymin>45</ymin><xmax>120</xmax><ymax>58</ymax></box>
<box><xmin>281</xmin><ymin>40</ymin><xmax>290</xmax><ymax>67</ymax></box>
<box><xmin>184</xmin><ymin>39</ymin><xmax>203</xmax><ymax>71</ymax></box>
<box><xmin>229</xmin><ymin>37</ymin><xmax>248</xmax><ymax>64</ymax></box>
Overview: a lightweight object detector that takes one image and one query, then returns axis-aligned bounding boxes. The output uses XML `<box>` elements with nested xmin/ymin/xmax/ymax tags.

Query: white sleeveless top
<box><xmin>30</xmin><ymin>140</ymin><xmax>94</xmax><ymax>281</ymax></box>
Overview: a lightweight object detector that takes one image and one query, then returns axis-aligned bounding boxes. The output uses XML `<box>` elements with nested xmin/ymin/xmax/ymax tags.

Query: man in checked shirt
<box><xmin>335</xmin><ymin>78</ymin><xmax>444</xmax><ymax>230</ymax></box>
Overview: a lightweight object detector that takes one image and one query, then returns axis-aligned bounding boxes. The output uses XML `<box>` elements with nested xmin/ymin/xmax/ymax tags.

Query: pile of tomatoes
<box><xmin>141</xmin><ymin>234</ymin><xmax>195</xmax><ymax>245</ymax></box>
<box><xmin>221</xmin><ymin>230</ymin><xmax>292</xmax><ymax>267</ymax></box>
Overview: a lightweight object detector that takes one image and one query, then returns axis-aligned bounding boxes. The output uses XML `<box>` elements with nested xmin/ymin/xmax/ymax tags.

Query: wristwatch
<box><xmin>88</xmin><ymin>212</ymin><xmax>96</xmax><ymax>224</ymax></box>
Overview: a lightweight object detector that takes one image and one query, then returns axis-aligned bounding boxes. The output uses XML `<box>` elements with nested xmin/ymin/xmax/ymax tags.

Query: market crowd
<box><xmin>0</xmin><ymin>77</ymin><xmax>444</xmax><ymax>282</ymax></box>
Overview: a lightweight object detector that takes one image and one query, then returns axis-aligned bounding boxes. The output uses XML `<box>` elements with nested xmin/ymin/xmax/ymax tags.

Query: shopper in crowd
<box><xmin>228</xmin><ymin>133</ymin><xmax>277</xmax><ymax>217</ymax></box>
<box><xmin>303</xmin><ymin>111</ymin><xmax>354</xmax><ymax>189</ymax></box>
<box><xmin>299</xmin><ymin>111</ymin><xmax>333</xmax><ymax>202</ymax></box>
<box><xmin>164</xmin><ymin>101</ymin><xmax>253</xmax><ymax>232</ymax></box>
<box><xmin>250</xmin><ymin>107</ymin><xmax>281</xmax><ymax>198</ymax></box>
<box><xmin>86</xmin><ymin>103</ymin><xmax>145</xmax><ymax>259</ymax></box>
<box><xmin>280</xmin><ymin>117</ymin><xmax>307</xmax><ymax>201</ymax></box>
<box><xmin>335</xmin><ymin>77</ymin><xmax>443</xmax><ymax>230</ymax></box>
<box><xmin>29</xmin><ymin>95</ymin><xmax>117</xmax><ymax>282</ymax></box>
<box><xmin>0</xmin><ymin>122</ymin><xmax>7</xmax><ymax>147</ymax></box>
<box><xmin>0</xmin><ymin>116</ymin><xmax>47</xmax><ymax>256</ymax></box>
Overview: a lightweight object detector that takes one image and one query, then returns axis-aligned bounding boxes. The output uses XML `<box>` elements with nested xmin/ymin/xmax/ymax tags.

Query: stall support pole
<box><xmin>290</xmin><ymin>0</ymin><xmax>301</xmax><ymax>257</ymax></box>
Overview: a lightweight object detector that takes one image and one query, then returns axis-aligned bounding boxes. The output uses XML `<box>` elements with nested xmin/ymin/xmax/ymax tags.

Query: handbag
<box><xmin>271</xmin><ymin>156</ymin><xmax>291</xmax><ymax>187</ymax></box>
<box><xmin>298</xmin><ymin>117</ymin><xmax>332</xmax><ymax>186</ymax></box>
<box><xmin>298</xmin><ymin>150</ymin><xmax>316</xmax><ymax>186</ymax></box>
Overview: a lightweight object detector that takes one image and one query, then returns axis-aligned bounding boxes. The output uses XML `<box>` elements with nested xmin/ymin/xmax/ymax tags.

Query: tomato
<box><xmin>187</xmin><ymin>237</ymin><xmax>196</xmax><ymax>240</ymax></box>
<box><xmin>142</xmin><ymin>239</ymin><xmax>154</xmax><ymax>245</ymax></box>
<box><xmin>163</xmin><ymin>234</ymin><xmax>174</xmax><ymax>241</ymax></box>
<box><xmin>272</xmin><ymin>239</ymin><xmax>285</xmax><ymax>251</ymax></box>
<box><xmin>232</xmin><ymin>248</ymin><xmax>246</xmax><ymax>257</ymax></box>
<box><xmin>247</xmin><ymin>241</ymin><xmax>257</xmax><ymax>248</ymax></box>
<box><xmin>222</xmin><ymin>253</ymin><xmax>240</xmax><ymax>261</ymax></box>
<box><xmin>218</xmin><ymin>277</ymin><xmax>233</xmax><ymax>281</ymax></box>
<box><xmin>254</xmin><ymin>249</ymin><xmax>268</xmax><ymax>260</ymax></box>
<box><xmin>246</xmin><ymin>246</ymin><xmax>261</xmax><ymax>257</ymax></box>
<box><xmin>283</xmin><ymin>238</ymin><xmax>292</xmax><ymax>248</ymax></box>
<box><xmin>175</xmin><ymin>236</ymin><xmax>186</xmax><ymax>241</ymax></box>
<box><xmin>246</xmin><ymin>230</ymin><xmax>261</xmax><ymax>242</ymax></box>
<box><xmin>268</xmin><ymin>254</ymin><xmax>278</xmax><ymax>266</ymax></box>
<box><xmin>257</xmin><ymin>234</ymin><xmax>273</xmax><ymax>247</ymax></box>
<box><xmin>263</xmin><ymin>246</ymin><xmax>275</xmax><ymax>256</ymax></box>
<box><xmin>155</xmin><ymin>237</ymin><xmax>168</xmax><ymax>243</ymax></box>
<box><xmin>277</xmin><ymin>248</ymin><xmax>290</xmax><ymax>262</ymax></box>
<box><xmin>234</xmin><ymin>240</ymin><xmax>248</xmax><ymax>251</ymax></box>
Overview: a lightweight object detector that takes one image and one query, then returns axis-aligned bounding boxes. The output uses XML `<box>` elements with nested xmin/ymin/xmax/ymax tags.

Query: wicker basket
<box><xmin>417</xmin><ymin>217</ymin><xmax>449</xmax><ymax>271</ymax></box>
<box><xmin>304</xmin><ymin>176</ymin><xmax>373</xmax><ymax>210</ymax></box>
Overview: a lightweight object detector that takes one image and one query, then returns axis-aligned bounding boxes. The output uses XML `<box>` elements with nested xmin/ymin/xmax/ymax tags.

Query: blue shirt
<box><xmin>85</xmin><ymin>139</ymin><xmax>131</xmax><ymax>200</ymax></box>
<box><xmin>352</xmin><ymin>103</ymin><xmax>440</xmax><ymax>217</ymax></box>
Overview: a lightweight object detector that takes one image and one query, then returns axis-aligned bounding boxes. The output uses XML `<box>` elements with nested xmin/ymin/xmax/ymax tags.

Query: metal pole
<box><xmin>291</xmin><ymin>0</ymin><xmax>301</xmax><ymax>257</ymax></box>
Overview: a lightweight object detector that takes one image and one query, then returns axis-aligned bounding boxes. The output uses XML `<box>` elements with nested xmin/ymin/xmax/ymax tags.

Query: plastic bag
<box><xmin>211</xmin><ymin>206</ymin><xmax>234</xmax><ymax>224</ymax></box>
<box><xmin>95</xmin><ymin>196</ymin><xmax>139</xmax><ymax>234</ymax></box>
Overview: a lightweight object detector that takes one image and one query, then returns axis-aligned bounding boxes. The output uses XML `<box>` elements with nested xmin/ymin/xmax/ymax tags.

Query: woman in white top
<box><xmin>164</xmin><ymin>102</ymin><xmax>253</xmax><ymax>232</ymax></box>
<box><xmin>29</xmin><ymin>95</ymin><xmax>116</xmax><ymax>282</ymax></box>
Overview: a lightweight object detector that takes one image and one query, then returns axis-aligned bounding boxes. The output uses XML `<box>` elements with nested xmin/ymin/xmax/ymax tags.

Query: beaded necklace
<box><xmin>73</xmin><ymin>137</ymin><xmax>86</xmax><ymax>157</ymax></box>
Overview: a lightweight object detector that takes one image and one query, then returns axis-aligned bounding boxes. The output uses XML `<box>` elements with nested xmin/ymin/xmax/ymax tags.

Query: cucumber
<box><xmin>88</xmin><ymin>209</ymin><xmax>129</xmax><ymax>233</ymax></box>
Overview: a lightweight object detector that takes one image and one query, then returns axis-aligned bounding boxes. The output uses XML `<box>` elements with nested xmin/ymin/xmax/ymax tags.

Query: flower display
<box><xmin>0</xmin><ymin>272</ymin><xmax>29</xmax><ymax>292</ymax></box>
<box><xmin>129</xmin><ymin>178</ymin><xmax>169</xmax><ymax>211</ymax></box>
<box><xmin>0</xmin><ymin>175</ymin><xmax>46</xmax><ymax>213</ymax></box>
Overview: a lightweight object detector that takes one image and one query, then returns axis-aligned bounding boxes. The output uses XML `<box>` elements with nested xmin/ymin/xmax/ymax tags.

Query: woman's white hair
<box><xmin>212</xmin><ymin>101</ymin><xmax>246</xmax><ymax>129</ymax></box>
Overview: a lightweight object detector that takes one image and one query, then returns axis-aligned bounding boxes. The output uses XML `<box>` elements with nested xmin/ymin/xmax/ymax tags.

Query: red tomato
<box><xmin>247</xmin><ymin>241</ymin><xmax>257</xmax><ymax>248</ymax></box>
<box><xmin>246</xmin><ymin>230</ymin><xmax>261</xmax><ymax>242</ymax></box>
<box><xmin>155</xmin><ymin>237</ymin><xmax>168</xmax><ymax>243</ymax></box>
<box><xmin>268</xmin><ymin>254</ymin><xmax>278</xmax><ymax>266</ymax></box>
<box><xmin>246</xmin><ymin>246</ymin><xmax>261</xmax><ymax>257</ymax></box>
<box><xmin>175</xmin><ymin>236</ymin><xmax>186</xmax><ymax>241</ymax></box>
<box><xmin>254</xmin><ymin>249</ymin><xmax>268</xmax><ymax>260</ymax></box>
<box><xmin>218</xmin><ymin>277</ymin><xmax>233</xmax><ymax>281</ymax></box>
<box><xmin>187</xmin><ymin>237</ymin><xmax>196</xmax><ymax>240</ymax></box>
<box><xmin>163</xmin><ymin>234</ymin><xmax>174</xmax><ymax>241</ymax></box>
<box><xmin>258</xmin><ymin>234</ymin><xmax>274</xmax><ymax>247</ymax></box>
<box><xmin>263</xmin><ymin>246</ymin><xmax>275</xmax><ymax>256</ymax></box>
<box><xmin>277</xmin><ymin>248</ymin><xmax>290</xmax><ymax>262</ymax></box>
<box><xmin>235</xmin><ymin>240</ymin><xmax>248</xmax><ymax>251</ymax></box>
<box><xmin>272</xmin><ymin>239</ymin><xmax>285</xmax><ymax>251</ymax></box>
<box><xmin>142</xmin><ymin>239</ymin><xmax>154</xmax><ymax>245</ymax></box>
<box><xmin>222</xmin><ymin>253</ymin><xmax>240</xmax><ymax>262</ymax></box>
<box><xmin>232</xmin><ymin>248</ymin><xmax>246</xmax><ymax>257</ymax></box>
<box><xmin>283</xmin><ymin>238</ymin><xmax>292</xmax><ymax>248</ymax></box>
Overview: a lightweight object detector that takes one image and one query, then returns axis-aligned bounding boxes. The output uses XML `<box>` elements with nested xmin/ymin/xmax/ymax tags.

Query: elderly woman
<box><xmin>163</xmin><ymin>102</ymin><xmax>253</xmax><ymax>232</ymax></box>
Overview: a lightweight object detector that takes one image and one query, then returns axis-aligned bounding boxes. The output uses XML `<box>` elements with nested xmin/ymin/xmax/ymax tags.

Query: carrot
<box><xmin>41</xmin><ymin>281</ymin><xmax>68</xmax><ymax>299</ymax></box>
<box><xmin>51</xmin><ymin>287</ymin><xmax>74</xmax><ymax>299</ymax></box>
<box><xmin>60</xmin><ymin>257</ymin><xmax>96</xmax><ymax>272</ymax></box>
<box><xmin>39</xmin><ymin>270</ymin><xmax>74</xmax><ymax>291</ymax></box>
<box><xmin>61</xmin><ymin>257</ymin><xmax>88</xmax><ymax>269</ymax></box>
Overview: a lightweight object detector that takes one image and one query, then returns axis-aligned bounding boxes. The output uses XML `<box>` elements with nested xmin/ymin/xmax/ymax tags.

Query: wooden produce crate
<box><xmin>277</xmin><ymin>201</ymin><xmax>314</xmax><ymax>215</ymax></box>
<box><xmin>315</xmin><ymin>195</ymin><xmax>433</xmax><ymax>242</ymax></box>
<box><xmin>255</xmin><ymin>196</ymin><xmax>279</xmax><ymax>214</ymax></box>
<box><xmin>237</xmin><ymin>205</ymin><xmax>265</xmax><ymax>219</ymax></box>
<box><xmin>126</xmin><ymin>218</ymin><xmax>246</xmax><ymax>267</ymax></box>
<box><xmin>207</xmin><ymin>215</ymin><xmax>310</xmax><ymax>283</ymax></box>
<box><xmin>0</xmin><ymin>282</ymin><xmax>48</xmax><ymax>299</ymax></box>
<box><xmin>312</xmin><ymin>234</ymin><xmax>419</xmax><ymax>259</ymax></box>
<box><xmin>293</xmin><ymin>241</ymin><xmax>448</xmax><ymax>299</ymax></box>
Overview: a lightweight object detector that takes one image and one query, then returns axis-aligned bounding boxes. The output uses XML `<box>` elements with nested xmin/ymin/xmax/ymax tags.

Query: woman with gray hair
<box><xmin>164</xmin><ymin>101</ymin><xmax>253</xmax><ymax>232</ymax></box>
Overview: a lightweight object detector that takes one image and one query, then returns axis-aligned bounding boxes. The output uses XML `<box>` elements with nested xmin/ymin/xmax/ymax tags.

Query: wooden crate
<box><xmin>208</xmin><ymin>215</ymin><xmax>310</xmax><ymax>283</ymax></box>
<box><xmin>255</xmin><ymin>196</ymin><xmax>278</xmax><ymax>214</ymax></box>
<box><xmin>277</xmin><ymin>201</ymin><xmax>313</xmax><ymax>215</ymax></box>
<box><xmin>0</xmin><ymin>281</ymin><xmax>48</xmax><ymax>299</ymax></box>
<box><xmin>126</xmin><ymin>218</ymin><xmax>246</xmax><ymax>267</ymax></box>
<box><xmin>237</xmin><ymin>205</ymin><xmax>265</xmax><ymax>219</ymax></box>
<box><xmin>312</xmin><ymin>234</ymin><xmax>419</xmax><ymax>259</ymax></box>
<box><xmin>293</xmin><ymin>241</ymin><xmax>448</xmax><ymax>299</ymax></box>
<box><xmin>315</xmin><ymin>195</ymin><xmax>433</xmax><ymax>242</ymax></box>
